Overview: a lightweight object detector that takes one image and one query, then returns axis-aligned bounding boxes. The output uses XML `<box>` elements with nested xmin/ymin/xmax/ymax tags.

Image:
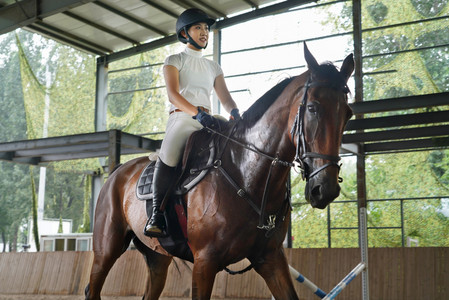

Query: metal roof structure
<box><xmin>0</xmin><ymin>130</ymin><xmax>160</xmax><ymax>168</ymax></box>
<box><xmin>0</xmin><ymin>0</ymin><xmax>304</xmax><ymax>56</ymax></box>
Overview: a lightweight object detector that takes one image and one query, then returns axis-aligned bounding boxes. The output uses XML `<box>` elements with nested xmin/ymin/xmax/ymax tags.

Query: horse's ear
<box><xmin>304</xmin><ymin>42</ymin><xmax>319</xmax><ymax>71</ymax></box>
<box><xmin>340</xmin><ymin>53</ymin><xmax>354</xmax><ymax>83</ymax></box>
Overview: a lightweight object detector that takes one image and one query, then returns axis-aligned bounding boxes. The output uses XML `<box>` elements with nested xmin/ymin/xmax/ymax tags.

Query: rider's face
<box><xmin>184</xmin><ymin>22</ymin><xmax>209</xmax><ymax>50</ymax></box>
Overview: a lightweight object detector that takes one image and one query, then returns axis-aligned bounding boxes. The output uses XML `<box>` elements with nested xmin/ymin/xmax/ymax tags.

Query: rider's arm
<box><xmin>214</xmin><ymin>74</ymin><xmax>238</xmax><ymax>113</ymax></box>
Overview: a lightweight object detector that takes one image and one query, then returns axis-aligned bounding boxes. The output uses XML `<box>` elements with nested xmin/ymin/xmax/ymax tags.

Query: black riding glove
<box><xmin>193</xmin><ymin>107</ymin><xmax>218</xmax><ymax>128</ymax></box>
<box><xmin>230</xmin><ymin>108</ymin><xmax>241</xmax><ymax>121</ymax></box>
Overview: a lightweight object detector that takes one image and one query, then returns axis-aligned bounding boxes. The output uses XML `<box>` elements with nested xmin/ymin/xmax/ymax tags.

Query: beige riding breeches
<box><xmin>158</xmin><ymin>111</ymin><xmax>203</xmax><ymax>167</ymax></box>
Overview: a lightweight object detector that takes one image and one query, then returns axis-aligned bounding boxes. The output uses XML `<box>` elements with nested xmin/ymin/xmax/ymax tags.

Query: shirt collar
<box><xmin>184</xmin><ymin>46</ymin><xmax>203</xmax><ymax>58</ymax></box>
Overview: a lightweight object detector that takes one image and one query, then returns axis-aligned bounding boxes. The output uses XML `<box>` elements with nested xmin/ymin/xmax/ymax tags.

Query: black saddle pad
<box><xmin>136</xmin><ymin>160</ymin><xmax>156</xmax><ymax>200</ymax></box>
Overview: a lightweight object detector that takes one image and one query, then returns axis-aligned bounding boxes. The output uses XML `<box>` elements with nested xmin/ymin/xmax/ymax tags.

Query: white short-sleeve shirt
<box><xmin>164</xmin><ymin>47</ymin><xmax>223</xmax><ymax>112</ymax></box>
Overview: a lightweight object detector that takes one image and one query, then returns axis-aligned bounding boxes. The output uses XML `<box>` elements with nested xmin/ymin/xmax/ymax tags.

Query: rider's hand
<box><xmin>193</xmin><ymin>107</ymin><xmax>219</xmax><ymax>129</ymax></box>
<box><xmin>230</xmin><ymin>108</ymin><xmax>241</xmax><ymax>121</ymax></box>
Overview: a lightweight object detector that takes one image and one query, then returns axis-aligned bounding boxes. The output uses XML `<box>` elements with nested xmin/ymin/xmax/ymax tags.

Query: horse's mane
<box><xmin>240</xmin><ymin>62</ymin><xmax>347</xmax><ymax>128</ymax></box>
<box><xmin>241</xmin><ymin>77</ymin><xmax>294</xmax><ymax>127</ymax></box>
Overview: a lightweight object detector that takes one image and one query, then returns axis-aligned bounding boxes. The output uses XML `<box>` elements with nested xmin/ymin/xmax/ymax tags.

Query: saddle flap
<box><xmin>136</xmin><ymin>128</ymin><xmax>217</xmax><ymax>201</ymax></box>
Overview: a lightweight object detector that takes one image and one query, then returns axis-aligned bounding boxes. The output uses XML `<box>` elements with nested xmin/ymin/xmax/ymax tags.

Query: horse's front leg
<box><xmin>191</xmin><ymin>254</ymin><xmax>219</xmax><ymax>300</ymax></box>
<box><xmin>254</xmin><ymin>247</ymin><xmax>299</xmax><ymax>300</ymax></box>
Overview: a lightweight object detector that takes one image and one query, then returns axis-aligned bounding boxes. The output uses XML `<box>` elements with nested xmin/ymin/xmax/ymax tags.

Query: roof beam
<box><xmin>0</xmin><ymin>0</ymin><xmax>95</xmax><ymax>34</ymax></box>
<box><xmin>240</xmin><ymin>0</ymin><xmax>258</xmax><ymax>9</ymax></box>
<box><xmin>101</xmin><ymin>0</ymin><xmax>316</xmax><ymax>63</ymax></box>
<box><xmin>169</xmin><ymin>0</ymin><xmax>226</xmax><ymax>19</ymax></box>
<box><xmin>100</xmin><ymin>34</ymin><xmax>178</xmax><ymax>64</ymax></box>
<box><xmin>167</xmin><ymin>0</ymin><xmax>190</xmax><ymax>10</ymax></box>
<box><xmin>62</xmin><ymin>11</ymin><xmax>140</xmax><ymax>45</ymax></box>
<box><xmin>93</xmin><ymin>1</ymin><xmax>168</xmax><ymax>36</ymax></box>
<box><xmin>140</xmin><ymin>0</ymin><xmax>179</xmax><ymax>19</ymax></box>
<box><xmin>215</xmin><ymin>0</ymin><xmax>315</xmax><ymax>29</ymax></box>
<box><xmin>28</xmin><ymin>21</ymin><xmax>112</xmax><ymax>54</ymax></box>
<box><xmin>26</xmin><ymin>24</ymin><xmax>106</xmax><ymax>55</ymax></box>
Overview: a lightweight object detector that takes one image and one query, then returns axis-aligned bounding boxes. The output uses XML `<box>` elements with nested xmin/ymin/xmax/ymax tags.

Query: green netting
<box><xmin>16</xmin><ymin>34</ymin><xmax>100</xmax><ymax>173</ymax></box>
<box><xmin>362</xmin><ymin>0</ymin><xmax>449</xmax><ymax>100</ymax></box>
<box><xmin>17</xmin><ymin>34</ymin><xmax>46</xmax><ymax>140</ymax></box>
<box><xmin>106</xmin><ymin>47</ymin><xmax>173</xmax><ymax>139</ymax></box>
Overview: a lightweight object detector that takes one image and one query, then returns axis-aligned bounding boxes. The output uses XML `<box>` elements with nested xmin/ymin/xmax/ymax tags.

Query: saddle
<box><xmin>135</xmin><ymin>122</ymin><xmax>230</xmax><ymax>262</ymax></box>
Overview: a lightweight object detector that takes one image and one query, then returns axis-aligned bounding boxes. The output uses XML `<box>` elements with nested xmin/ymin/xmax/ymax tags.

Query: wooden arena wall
<box><xmin>0</xmin><ymin>248</ymin><xmax>447</xmax><ymax>300</ymax></box>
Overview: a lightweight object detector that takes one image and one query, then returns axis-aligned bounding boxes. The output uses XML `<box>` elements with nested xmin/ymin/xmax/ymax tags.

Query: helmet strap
<box><xmin>184</xmin><ymin>26</ymin><xmax>208</xmax><ymax>50</ymax></box>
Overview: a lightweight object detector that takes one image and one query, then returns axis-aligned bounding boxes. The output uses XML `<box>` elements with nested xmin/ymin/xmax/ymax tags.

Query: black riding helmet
<box><xmin>176</xmin><ymin>8</ymin><xmax>215</xmax><ymax>49</ymax></box>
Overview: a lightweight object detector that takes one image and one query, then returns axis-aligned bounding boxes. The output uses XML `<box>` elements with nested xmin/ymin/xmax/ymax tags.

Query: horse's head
<box><xmin>290</xmin><ymin>43</ymin><xmax>354</xmax><ymax>209</ymax></box>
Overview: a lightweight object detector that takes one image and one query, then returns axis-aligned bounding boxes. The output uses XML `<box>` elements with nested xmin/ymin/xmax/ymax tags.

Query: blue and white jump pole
<box><xmin>289</xmin><ymin>265</ymin><xmax>327</xmax><ymax>298</ymax></box>
<box><xmin>287</xmin><ymin>262</ymin><xmax>365</xmax><ymax>300</ymax></box>
<box><xmin>284</xmin><ymin>206</ymin><xmax>369</xmax><ymax>299</ymax></box>
<box><xmin>322</xmin><ymin>262</ymin><xmax>366</xmax><ymax>300</ymax></box>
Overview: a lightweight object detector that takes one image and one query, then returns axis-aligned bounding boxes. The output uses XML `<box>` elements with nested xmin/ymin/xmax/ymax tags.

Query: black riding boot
<box><xmin>143</xmin><ymin>158</ymin><xmax>175</xmax><ymax>237</ymax></box>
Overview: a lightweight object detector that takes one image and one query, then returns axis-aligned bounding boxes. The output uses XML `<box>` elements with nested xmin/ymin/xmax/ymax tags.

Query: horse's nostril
<box><xmin>311</xmin><ymin>185</ymin><xmax>321</xmax><ymax>197</ymax></box>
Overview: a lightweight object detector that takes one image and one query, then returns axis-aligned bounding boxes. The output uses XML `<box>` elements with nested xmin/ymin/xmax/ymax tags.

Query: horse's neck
<box><xmin>230</xmin><ymin>95</ymin><xmax>294</xmax><ymax>200</ymax></box>
<box><xmin>244</xmin><ymin>75</ymin><xmax>304</xmax><ymax>158</ymax></box>
<box><xmin>246</xmin><ymin>94</ymin><xmax>295</xmax><ymax>160</ymax></box>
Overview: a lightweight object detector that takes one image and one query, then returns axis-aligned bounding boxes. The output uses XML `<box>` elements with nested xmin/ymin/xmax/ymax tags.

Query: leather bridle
<box><xmin>290</xmin><ymin>75</ymin><xmax>350</xmax><ymax>182</ymax></box>
<box><xmin>198</xmin><ymin>75</ymin><xmax>350</xmax><ymax>233</ymax></box>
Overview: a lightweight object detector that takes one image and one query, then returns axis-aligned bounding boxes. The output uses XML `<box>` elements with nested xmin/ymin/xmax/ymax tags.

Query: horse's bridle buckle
<box><xmin>257</xmin><ymin>214</ymin><xmax>276</xmax><ymax>231</ymax></box>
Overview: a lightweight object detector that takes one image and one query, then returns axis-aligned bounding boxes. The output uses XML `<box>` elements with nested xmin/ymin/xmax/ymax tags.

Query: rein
<box><xmin>198</xmin><ymin>124</ymin><xmax>291</xmax><ymax>233</ymax></box>
<box><xmin>205</xmin><ymin>125</ymin><xmax>293</xmax><ymax>168</ymax></box>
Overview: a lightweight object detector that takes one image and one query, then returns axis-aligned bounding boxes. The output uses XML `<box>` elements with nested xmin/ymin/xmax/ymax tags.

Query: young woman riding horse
<box><xmin>144</xmin><ymin>8</ymin><xmax>240</xmax><ymax>238</ymax></box>
<box><xmin>85</xmin><ymin>20</ymin><xmax>354</xmax><ymax>300</ymax></box>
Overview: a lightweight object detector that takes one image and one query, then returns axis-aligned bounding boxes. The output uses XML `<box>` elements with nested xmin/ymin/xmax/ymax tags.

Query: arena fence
<box><xmin>0</xmin><ymin>247</ymin><xmax>447</xmax><ymax>300</ymax></box>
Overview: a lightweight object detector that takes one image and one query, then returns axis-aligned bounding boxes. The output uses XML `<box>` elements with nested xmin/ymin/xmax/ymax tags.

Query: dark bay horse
<box><xmin>85</xmin><ymin>44</ymin><xmax>354</xmax><ymax>300</ymax></box>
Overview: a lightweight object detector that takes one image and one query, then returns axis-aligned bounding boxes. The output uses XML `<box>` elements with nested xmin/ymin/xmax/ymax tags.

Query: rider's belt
<box><xmin>169</xmin><ymin>106</ymin><xmax>210</xmax><ymax>115</ymax></box>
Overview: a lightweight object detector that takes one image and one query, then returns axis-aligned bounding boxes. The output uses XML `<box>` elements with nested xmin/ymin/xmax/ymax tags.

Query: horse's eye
<box><xmin>307</xmin><ymin>104</ymin><xmax>317</xmax><ymax>114</ymax></box>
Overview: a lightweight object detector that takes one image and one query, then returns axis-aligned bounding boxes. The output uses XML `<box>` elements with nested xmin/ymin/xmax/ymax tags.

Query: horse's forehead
<box><xmin>310</xmin><ymin>86</ymin><xmax>345</xmax><ymax>103</ymax></box>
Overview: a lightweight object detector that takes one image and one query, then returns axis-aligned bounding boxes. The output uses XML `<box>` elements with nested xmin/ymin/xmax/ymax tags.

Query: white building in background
<box><xmin>40</xmin><ymin>232</ymin><xmax>92</xmax><ymax>251</ymax></box>
<box><xmin>26</xmin><ymin>218</ymin><xmax>72</xmax><ymax>252</ymax></box>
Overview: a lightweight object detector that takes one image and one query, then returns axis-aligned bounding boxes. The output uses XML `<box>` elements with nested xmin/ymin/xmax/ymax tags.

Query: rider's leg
<box><xmin>143</xmin><ymin>111</ymin><xmax>202</xmax><ymax>237</ymax></box>
<box><xmin>143</xmin><ymin>158</ymin><xmax>175</xmax><ymax>237</ymax></box>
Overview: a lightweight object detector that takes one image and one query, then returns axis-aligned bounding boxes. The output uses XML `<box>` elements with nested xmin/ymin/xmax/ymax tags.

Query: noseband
<box><xmin>290</xmin><ymin>76</ymin><xmax>349</xmax><ymax>182</ymax></box>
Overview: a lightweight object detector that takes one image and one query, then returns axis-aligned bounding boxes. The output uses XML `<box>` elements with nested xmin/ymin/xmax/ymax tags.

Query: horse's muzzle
<box><xmin>305</xmin><ymin>178</ymin><xmax>341</xmax><ymax>209</ymax></box>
